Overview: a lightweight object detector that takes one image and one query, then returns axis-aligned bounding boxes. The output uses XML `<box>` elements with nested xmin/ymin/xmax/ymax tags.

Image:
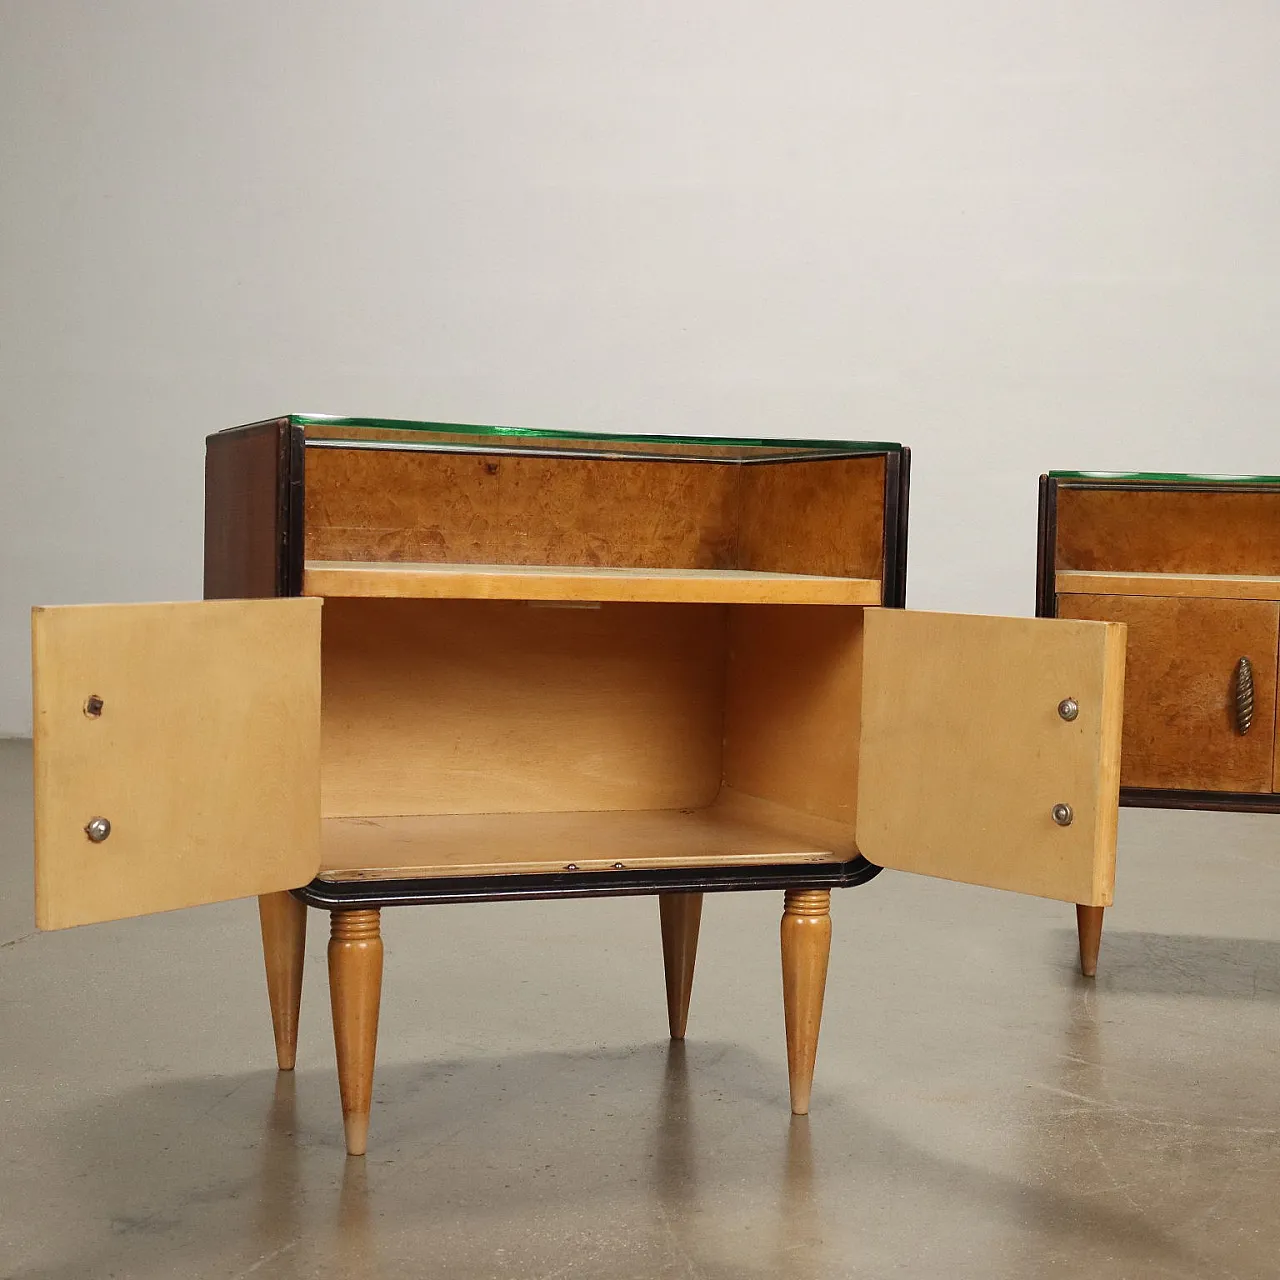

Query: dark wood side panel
<box><xmin>884</xmin><ymin>447</ymin><xmax>910</xmax><ymax>608</ymax></box>
<box><xmin>735</xmin><ymin>455</ymin><xmax>886</xmax><ymax>580</ymax></box>
<box><xmin>1056</xmin><ymin>486</ymin><xmax>1280</xmax><ymax>575</ymax></box>
<box><xmin>1035</xmin><ymin>475</ymin><xmax>1057</xmax><ymax>618</ymax></box>
<box><xmin>204</xmin><ymin>419</ymin><xmax>299</xmax><ymax>599</ymax></box>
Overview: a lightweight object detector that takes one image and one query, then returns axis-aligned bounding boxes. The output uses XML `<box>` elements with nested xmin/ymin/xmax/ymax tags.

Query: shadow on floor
<box><xmin>1061</xmin><ymin>928</ymin><xmax>1280</xmax><ymax>998</ymax></box>
<box><xmin>10</xmin><ymin>1036</ymin><xmax>1194</xmax><ymax>1280</ymax></box>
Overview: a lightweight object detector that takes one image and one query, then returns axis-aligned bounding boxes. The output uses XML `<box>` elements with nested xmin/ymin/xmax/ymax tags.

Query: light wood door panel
<box><xmin>857</xmin><ymin>610</ymin><xmax>1125</xmax><ymax>906</ymax></box>
<box><xmin>33</xmin><ymin>599</ymin><xmax>322</xmax><ymax>929</ymax></box>
<box><xmin>1057</xmin><ymin>594</ymin><xmax>1278</xmax><ymax>792</ymax></box>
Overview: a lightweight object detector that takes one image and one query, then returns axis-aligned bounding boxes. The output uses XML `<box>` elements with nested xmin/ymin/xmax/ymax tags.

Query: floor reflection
<box><xmin>775</xmin><ymin>1116</ymin><xmax>821</xmax><ymax>1280</ymax></box>
<box><xmin>253</xmin><ymin>1070</ymin><xmax>302</xmax><ymax>1276</ymax></box>
<box><xmin>651</xmin><ymin>1038</ymin><xmax>829</xmax><ymax>1278</ymax></box>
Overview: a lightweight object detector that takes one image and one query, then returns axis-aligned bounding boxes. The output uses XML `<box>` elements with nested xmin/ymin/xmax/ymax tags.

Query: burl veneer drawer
<box><xmin>1057</xmin><ymin>594</ymin><xmax>1278</xmax><ymax>792</ymax></box>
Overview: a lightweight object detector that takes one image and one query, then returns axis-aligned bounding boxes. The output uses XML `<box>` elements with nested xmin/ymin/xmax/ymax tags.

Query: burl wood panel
<box><xmin>305</xmin><ymin>447</ymin><xmax>740</xmax><ymax>569</ymax></box>
<box><xmin>1057</xmin><ymin>594</ymin><xmax>1278</xmax><ymax>791</ymax></box>
<box><xmin>319</xmin><ymin>597</ymin><xmax>728</xmax><ymax>818</ymax></box>
<box><xmin>204</xmin><ymin>420</ymin><xmax>292</xmax><ymax>599</ymax></box>
<box><xmin>1056</xmin><ymin>488</ymin><xmax>1280</xmax><ymax>575</ymax></box>
<box><xmin>736</xmin><ymin>456</ymin><xmax>886</xmax><ymax>581</ymax></box>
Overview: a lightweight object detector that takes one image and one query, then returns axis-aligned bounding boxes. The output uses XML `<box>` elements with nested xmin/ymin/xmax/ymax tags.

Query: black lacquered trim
<box><xmin>1053</xmin><ymin>479</ymin><xmax>1280</xmax><ymax>496</ymax></box>
<box><xmin>281</xmin><ymin>421</ymin><xmax>305</xmax><ymax>597</ymax></box>
<box><xmin>1121</xmin><ymin>786</ymin><xmax>1280</xmax><ymax>814</ymax></box>
<box><xmin>890</xmin><ymin>446</ymin><xmax>910</xmax><ymax>608</ymax></box>
<box><xmin>294</xmin><ymin>856</ymin><xmax>884</xmax><ymax>910</ymax></box>
<box><xmin>1035</xmin><ymin>474</ymin><xmax>1057</xmax><ymax>619</ymax></box>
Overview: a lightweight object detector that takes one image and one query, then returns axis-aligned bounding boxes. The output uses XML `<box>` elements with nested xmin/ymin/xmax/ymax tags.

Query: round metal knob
<box><xmin>1057</xmin><ymin>698</ymin><xmax>1079</xmax><ymax>722</ymax></box>
<box><xmin>85</xmin><ymin>817</ymin><xmax>111</xmax><ymax>843</ymax></box>
<box><xmin>1051</xmin><ymin>803</ymin><xmax>1074</xmax><ymax>827</ymax></box>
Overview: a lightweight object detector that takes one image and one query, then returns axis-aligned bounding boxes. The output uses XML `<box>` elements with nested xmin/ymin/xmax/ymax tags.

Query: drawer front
<box><xmin>1057</xmin><ymin>594</ymin><xmax>1278</xmax><ymax>792</ymax></box>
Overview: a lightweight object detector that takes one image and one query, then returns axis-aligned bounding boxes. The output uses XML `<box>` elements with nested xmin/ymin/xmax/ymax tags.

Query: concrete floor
<box><xmin>3</xmin><ymin>738</ymin><xmax>1280</xmax><ymax>1278</ymax></box>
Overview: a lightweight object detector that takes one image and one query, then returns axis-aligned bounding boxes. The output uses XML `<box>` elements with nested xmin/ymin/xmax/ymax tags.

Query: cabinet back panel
<box><xmin>737</xmin><ymin>456</ymin><xmax>886</xmax><ymax>580</ymax></box>
<box><xmin>304</xmin><ymin>446</ymin><xmax>888</xmax><ymax>580</ymax></box>
<box><xmin>1056</xmin><ymin>488</ymin><xmax>1280</xmax><ymax>575</ymax></box>
<box><xmin>320</xmin><ymin>598</ymin><xmax>726</xmax><ymax>817</ymax></box>
<box><xmin>722</xmin><ymin>604</ymin><xmax>863</xmax><ymax>829</ymax></box>
<box><xmin>306</xmin><ymin>447</ymin><xmax>739</xmax><ymax>569</ymax></box>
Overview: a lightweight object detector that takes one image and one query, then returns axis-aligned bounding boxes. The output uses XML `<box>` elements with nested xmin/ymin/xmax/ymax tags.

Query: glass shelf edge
<box><xmin>289</xmin><ymin>413</ymin><xmax>901</xmax><ymax>454</ymax></box>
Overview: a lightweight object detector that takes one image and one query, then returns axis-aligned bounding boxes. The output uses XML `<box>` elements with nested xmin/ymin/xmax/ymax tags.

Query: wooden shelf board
<box><xmin>304</xmin><ymin>560</ymin><xmax>881</xmax><ymax>606</ymax></box>
<box><xmin>1057</xmin><ymin>570</ymin><xmax>1280</xmax><ymax>601</ymax></box>
<box><xmin>318</xmin><ymin>802</ymin><xmax>851</xmax><ymax>882</ymax></box>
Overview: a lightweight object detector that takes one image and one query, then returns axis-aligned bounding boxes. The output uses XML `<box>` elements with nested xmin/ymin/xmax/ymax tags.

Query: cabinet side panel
<box><xmin>304</xmin><ymin>447</ymin><xmax>740</xmax><ymax>570</ymax></box>
<box><xmin>721</xmin><ymin>605</ymin><xmax>863</xmax><ymax>836</ymax></box>
<box><xmin>735</xmin><ymin>456</ymin><xmax>886</xmax><ymax>582</ymax></box>
<box><xmin>204</xmin><ymin>421</ymin><xmax>292</xmax><ymax>599</ymax></box>
<box><xmin>1056</xmin><ymin>487</ymin><xmax>1280</xmax><ymax>575</ymax></box>
<box><xmin>1036</xmin><ymin>475</ymin><xmax>1058</xmax><ymax>618</ymax></box>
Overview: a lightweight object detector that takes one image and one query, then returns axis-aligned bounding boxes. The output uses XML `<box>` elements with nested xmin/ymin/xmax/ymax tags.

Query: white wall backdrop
<box><xmin>3</xmin><ymin>2</ymin><xmax>1280</xmax><ymax>734</ymax></box>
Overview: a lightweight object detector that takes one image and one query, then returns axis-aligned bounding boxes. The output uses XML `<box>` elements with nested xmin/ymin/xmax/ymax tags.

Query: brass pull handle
<box><xmin>1234</xmin><ymin>657</ymin><xmax>1255</xmax><ymax>735</ymax></box>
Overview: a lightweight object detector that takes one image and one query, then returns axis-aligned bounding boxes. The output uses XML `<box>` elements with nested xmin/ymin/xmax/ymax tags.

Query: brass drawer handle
<box><xmin>1234</xmin><ymin>656</ymin><xmax>1255</xmax><ymax>735</ymax></box>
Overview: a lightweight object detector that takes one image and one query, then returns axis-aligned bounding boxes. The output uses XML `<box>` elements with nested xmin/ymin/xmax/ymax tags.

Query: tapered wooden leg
<box><xmin>328</xmin><ymin>909</ymin><xmax>383</xmax><ymax>1157</ymax></box>
<box><xmin>259</xmin><ymin>891</ymin><xmax>307</xmax><ymax>1071</ymax></box>
<box><xmin>1076</xmin><ymin>904</ymin><xmax>1104</xmax><ymax>978</ymax></box>
<box><xmin>781</xmin><ymin>889</ymin><xmax>831</xmax><ymax>1116</ymax></box>
<box><xmin>659</xmin><ymin>892</ymin><xmax>702</xmax><ymax>1040</ymax></box>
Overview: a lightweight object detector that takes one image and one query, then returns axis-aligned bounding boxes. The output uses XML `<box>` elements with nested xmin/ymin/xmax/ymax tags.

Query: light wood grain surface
<box><xmin>723</xmin><ymin>604</ymin><xmax>864</xmax><ymax>828</ymax></box>
<box><xmin>317</xmin><ymin>791</ymin><xmax>851</xmax><ymax>881</ymax></box>
<box><xmin>305</xmin><ymin>561</ymin><xmax>879</xmax><ymax>606</ymax></box>
<box><xmin>1057</xmin><ymin>570</ymin><xmax>1280</xmax><ymax>601</ymax></box>
<box><xmin>319</xmin><ymin>598</ymin><xmax>728</xmax><ymax>818</ymax></box>
<box><xmin>856</xmin><ymin>609</ymin><xmax>1125</xmax><ymax>906</ymax></box>
<box><xmin>32</xmin><ymin>599</ymin><xmax>322</xmax><ymax>930</ymax></box>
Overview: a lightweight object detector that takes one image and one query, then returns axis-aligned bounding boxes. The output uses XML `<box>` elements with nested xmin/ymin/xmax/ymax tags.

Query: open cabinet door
<box><xmin>856</xmin><ymin>609</ymin><xmax>1125</xmax><ymax>906</ymax></box>
<box><xmin>33</xmin><ymin>599</ymin><xmax>322</xmax><ymax>929</ymax></box>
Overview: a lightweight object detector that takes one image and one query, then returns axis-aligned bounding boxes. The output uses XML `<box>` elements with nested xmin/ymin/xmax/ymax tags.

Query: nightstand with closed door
<box><xmin>1037</xmin><ymin>469</ymin><xmax>1280</xmax><ymax>975</ymax></box>
<box><xmin>33</xmin><ymin>417</ymin><xmax>1125</xmax><ymax>1156</ymax></box>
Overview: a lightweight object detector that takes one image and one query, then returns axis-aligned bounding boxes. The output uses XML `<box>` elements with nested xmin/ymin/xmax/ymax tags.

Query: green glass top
<box><xmin>1051</xmin><ymin>469</ymin><xmax>1280</xmax><ymax>485</ymax></box>
<box><xmin>293</xmin><ymin>414</ymin><xmax>900</xmax><ymax>462</ymax></box>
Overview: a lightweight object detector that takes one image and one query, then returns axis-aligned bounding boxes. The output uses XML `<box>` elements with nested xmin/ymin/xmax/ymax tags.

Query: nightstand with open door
<box><xmin>33</xmin><ymin>418</ymin><xmax>1124</xmax><ymax>1155</ymax></box>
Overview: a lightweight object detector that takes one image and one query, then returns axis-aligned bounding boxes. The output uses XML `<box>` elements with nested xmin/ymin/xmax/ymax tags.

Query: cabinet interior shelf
<box><xmin>1056</xmin><ymin>570</ymin><xmax>1280</xmax><ymax>602</ymax></box>
<box><xmin>318</xmin><ymin>800</ymin><xmax>852</xmax><ymax>883</ymax></box>
<box><xmin>305</xmin><ymin>561</ymin><xmax>881</xmax><ymax>606</ymax></box>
